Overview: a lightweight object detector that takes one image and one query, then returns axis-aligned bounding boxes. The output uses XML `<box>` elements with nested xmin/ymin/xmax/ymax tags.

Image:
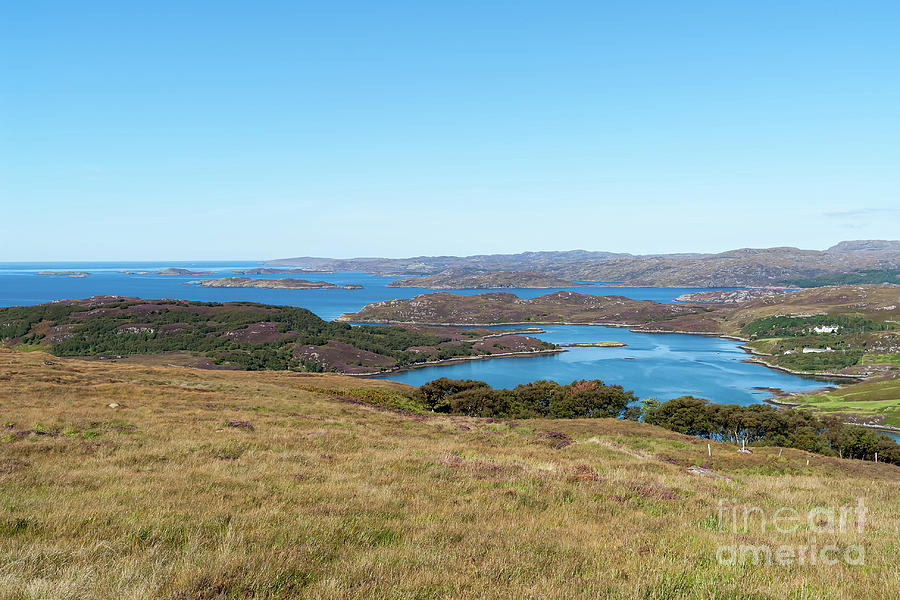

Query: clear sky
<box><xmin>2</xmin><ymin>1</ymin><xmax>898</xmax><ymax>261</ymax></box>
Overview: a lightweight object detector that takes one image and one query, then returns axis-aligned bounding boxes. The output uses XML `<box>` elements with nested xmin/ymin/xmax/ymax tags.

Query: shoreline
<box><xmin>340</xmin><ymin>317</ymin><xmax>731</xmax><ymax>337</ymax></box>
<box><xmin>742</xmin><ymin>357</ymin><xmax>863</xmax><ymax>381</ymax></box>
<box><xmin>348</xmin><ymin>348</ymin><xmax>566</xmax><ymax>377</ymax></box>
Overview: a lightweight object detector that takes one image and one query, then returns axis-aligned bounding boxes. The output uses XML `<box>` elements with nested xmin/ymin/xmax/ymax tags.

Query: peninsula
<box><xmin>340</xmin><ymin>290</ymin><xmax>712</xmax><ymax>329</ymax></box>
<box><xmin>0</xmin><ymin>297</ymin><xmax>555</xmax><ymax>374</ymax></box>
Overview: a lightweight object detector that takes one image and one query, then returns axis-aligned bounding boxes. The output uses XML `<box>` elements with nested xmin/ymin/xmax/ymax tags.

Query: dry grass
<box><xmin>0</xmin><ymin>348</ymin><xmax>898</xmax><ymax>599</ymax></box>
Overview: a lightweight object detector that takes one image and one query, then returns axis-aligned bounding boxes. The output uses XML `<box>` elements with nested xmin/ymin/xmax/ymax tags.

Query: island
<box><xmin>186</xmin><ymin>277</ymin><xmax>362</xmax><ymax>290</ymax></box>
<box><xmin>0</xmin><ymin>297</ymin><xmax>558</xmax><ymax>374</ymax></box>
<box><xmin>233</xmin><ymin>268</ymin><xmax>334</xmax><ymax>275</ymax></box>
<box><xmin>560</xmin><ymin>341</ymin><xmax>627</xmax><ymax>347</ymax></box>
<box><xmin>36</xmin><ymin>271</ymin><xmax>89</xmax><ymax>278</ymax></box>
<box><xmin>387</xmin><ymin>269</ymin><xmax>589</xmax><ymax>289</ymax></box>
<box><xmin>156</xmin><ymin>268</ymin><xmax>215</xmax><ymax>276</ymax></box>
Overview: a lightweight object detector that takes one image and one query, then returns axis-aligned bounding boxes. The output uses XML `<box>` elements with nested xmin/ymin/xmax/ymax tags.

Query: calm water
<box><xmin>376</xmin><ymin>324</ymin><xmax>839</xmax><ymax>405</ymax></box>
<box><xmin>0</xmin><ymin>261</ymin><xmax>841</xmax><ymax>405</ymax></box>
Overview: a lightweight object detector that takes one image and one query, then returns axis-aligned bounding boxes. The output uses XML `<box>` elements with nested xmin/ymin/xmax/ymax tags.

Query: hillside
<box><xmin>387</xmin><ymin>269</ymin><xmax>588</xmax><ymax>289</ymax></box>
<box><xmin>264</xmin><ymin>249</ymin><xmax>627</xmax><ymax>274</ymax></box>
<box><xmin>0</xmin><ymin>297</ymin><xmax>554</xmax><ymax>374</ymax></box>
<box><xmin>544</xmin><ymin>243</ymin><xmax>900</xmax><ymax>287</ymax></box>
<box><xmin>341</xmin><ymin>291</ymin><xmax>717</xmax><ymax>331</ymax></box>
<box><xmin>0</xmin><ymin>349</ymin><xmax>897</xmax><ymax>598</ymax></box>
<box><xmin>266</xmin><ymin>240</ymin><xmax>900</xmax><ymax>287</ymax></box>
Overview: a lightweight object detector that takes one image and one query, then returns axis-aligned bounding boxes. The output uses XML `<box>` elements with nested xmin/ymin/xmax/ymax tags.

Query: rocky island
<box><xmin>156</xmin><ymin>268</ymin><xmax>215</xmax><ymax>276</ymax></box>
<box><xmin>387</xmin><ymin>269</ymin><xmax>588</xmax><ymax>289</ymax></box>
<box><xmin>233</xmin><ymin>267</ymin><xmax>333</xmax><ymax>275</ymax></box>
<box><xmin>36</xmin><ymin>271</ymin><xmax>89</xmax><ymax>278</ymax></box>
<box><xmin>186</xmin><ymin>277</ymin><xmax>362</xmax><ymax>290</ymax></box>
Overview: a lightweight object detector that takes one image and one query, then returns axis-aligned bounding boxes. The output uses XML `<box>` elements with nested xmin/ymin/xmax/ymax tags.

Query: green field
<box><xmin>789</xmin><ymin>379</ymin><xmax>900</xmax><ymax>428</ymax></box>
<box><xmin>861</xmin><ymin>353</ymin><xmax>900</xmax><ymax>366</ymax></box>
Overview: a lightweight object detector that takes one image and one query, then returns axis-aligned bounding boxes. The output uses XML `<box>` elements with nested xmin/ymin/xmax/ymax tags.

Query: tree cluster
<box><xmin>637</xmin><ymin>395</ymin><xmax>899</xmax><ymax>464</ymax></box>
<box><xmin>419</xmin><ymin>377</ymin><xmax>636</xmax><ymax>419</ymax></box>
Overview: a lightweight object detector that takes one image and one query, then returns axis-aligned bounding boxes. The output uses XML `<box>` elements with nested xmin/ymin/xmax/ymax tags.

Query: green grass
<box><xmin>790</xmin><ymin>379</ymin><xmax>900</xmax><ymax>427</ymax></box>
<box><xmin>861</xmin><ymin>353</ymin><xmax>900</xmax><ymax>366</ymax></box>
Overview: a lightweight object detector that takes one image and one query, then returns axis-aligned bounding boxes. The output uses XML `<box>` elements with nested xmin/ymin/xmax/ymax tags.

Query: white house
<box><xmin>813</xmin><ymin>325</ymin><xmax>839</xmax><ymax>334</ymax></box>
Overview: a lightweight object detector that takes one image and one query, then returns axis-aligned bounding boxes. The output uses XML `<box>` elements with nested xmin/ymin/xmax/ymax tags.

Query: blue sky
<box><xmin>2</xmin><ymin>1</ymin><xmax>898</xmax><ymax>260</ymax></box>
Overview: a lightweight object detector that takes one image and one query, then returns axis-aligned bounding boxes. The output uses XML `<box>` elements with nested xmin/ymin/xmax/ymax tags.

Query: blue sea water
<box><xmin>0</xmin><ymin>261</ymin><xmax>843</xmax><ymax>405</ymax></box>
<box><xmin>0</xmin><ymin>261</ymin><xmax>708</xmax><ymax>319</ymax></box>
<box><xmin>377</xmin><ymin>324</ymin><xmax>838</xmax><ymax>405</ymax></box>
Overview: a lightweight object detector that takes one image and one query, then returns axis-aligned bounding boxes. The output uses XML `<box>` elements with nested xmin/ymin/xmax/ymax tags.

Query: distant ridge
<box><xmin>265</xmin><ymin>240</ymin><xmax>900</xmax><ymax>287</ymax></box>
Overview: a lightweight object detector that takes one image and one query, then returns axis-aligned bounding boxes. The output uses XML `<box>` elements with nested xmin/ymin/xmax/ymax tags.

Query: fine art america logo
<box><xmin>714</xmin><ymin>498</ymin><xmax>867</xmax><ymax>567</ymax></box>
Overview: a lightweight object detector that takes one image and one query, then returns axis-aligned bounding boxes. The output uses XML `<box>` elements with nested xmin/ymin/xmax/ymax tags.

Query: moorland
<box><xmin>0</xmin><ymin>297</ymin><xmax>555</xmax><ymax>374</ymax></box>
<box><xmin>0</xmin><ymin>348</ymin><xmax>898</xmax><ymax>598</ymax></box>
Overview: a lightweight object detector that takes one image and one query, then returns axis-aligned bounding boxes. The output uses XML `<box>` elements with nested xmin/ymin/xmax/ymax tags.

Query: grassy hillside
<box><xmin>786</xmin><ymin>378</ymin><xmax>900</xmax><ymax>428</ymax></box>
<box><xmin>0</xmin><ymin>349</ymin><xmax>898</xmax><ymax>599</ymax></box>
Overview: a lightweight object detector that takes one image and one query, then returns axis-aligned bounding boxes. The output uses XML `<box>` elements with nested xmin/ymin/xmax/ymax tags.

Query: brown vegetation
<box><xmin>0</xmin><ymin>349</ymin><xmax>898</xmax><ymax>598</ymax></box>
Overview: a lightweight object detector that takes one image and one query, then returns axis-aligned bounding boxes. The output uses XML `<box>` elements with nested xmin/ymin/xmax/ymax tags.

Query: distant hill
<box><xmin>387</xmin><ymin>269</ymin><xmax>588</xmax><ymax>289</ymax></box>
<box><xmin>544</xmin><ymin>243</ymin><xmax>900</xmax><ymax>287</ymax></box>
<box><xmin>264</xmin><ymin>250</ymin><xmax>628</xmax><ymax>274</ymax></box>
<box><xmin>783</xmin><ymin>269</ymin><xmax>900</xmax><ymax>287</ymax></box>
<box><xmin>266</xmin><ymin>240</ymin><xmax>900</xmax><ymax>287</ymax></box>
